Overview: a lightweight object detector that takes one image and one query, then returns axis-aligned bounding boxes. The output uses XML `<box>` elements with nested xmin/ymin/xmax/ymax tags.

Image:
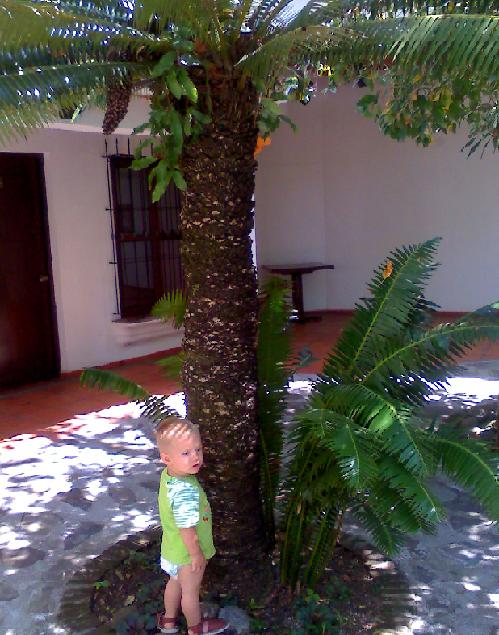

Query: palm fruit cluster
<box><xmin>102</xmin><ymin>78</ymin><xmax>132</xmax><ymax>135</ymax></box>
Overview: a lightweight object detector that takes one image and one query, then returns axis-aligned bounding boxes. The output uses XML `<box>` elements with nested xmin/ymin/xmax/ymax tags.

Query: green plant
<box><xmin>5</xmin><ymin>0</ymin><xmax>498</xmax><ymax>581</ymax></box>
<box><xmin>280</xmin><ymin>238</ymin><xmax>499</xmax><ymax>590</ymax></box>
<box><xmin>93</xmin><ymin>579</ymin><xmax>110</xmax><ymax>590</ymax></box>
<box><xmin>291</xmin><ymin>588</ymin><xmax>342</xmax><ymax>635</ymax></box>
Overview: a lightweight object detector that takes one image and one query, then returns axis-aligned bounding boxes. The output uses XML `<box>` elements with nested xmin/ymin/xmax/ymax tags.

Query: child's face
<box><xmin>160</xmin><ymin>429</ymin><xmax>203</xmax><ymax>477</ymax></box>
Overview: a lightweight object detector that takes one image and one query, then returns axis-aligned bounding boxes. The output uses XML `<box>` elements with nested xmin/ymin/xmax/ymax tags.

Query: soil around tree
<box><xmin>91</xmin><ymin>534</ymin><xmax>389</xmax><ymax>634</ymax></box>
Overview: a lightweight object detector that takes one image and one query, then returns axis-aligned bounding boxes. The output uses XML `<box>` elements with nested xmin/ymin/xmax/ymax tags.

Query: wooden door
<box><xmin>0</xmin><ymin>154</ymin><xmax>59</xmax><ymax>388</ymax></box>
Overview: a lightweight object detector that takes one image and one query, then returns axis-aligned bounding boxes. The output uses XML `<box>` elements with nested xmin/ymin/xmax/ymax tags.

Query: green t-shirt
<box><xmin>158</xmin><ymin>468</ymin><xmax>216</xmax><ymax>565</ymax></box>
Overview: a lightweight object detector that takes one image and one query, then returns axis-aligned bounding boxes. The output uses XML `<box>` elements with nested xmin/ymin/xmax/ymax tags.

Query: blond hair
<box><xmin>155</xmin><ymin>416</ymin><xmax>200</xmax><ymax>452</ymax></box>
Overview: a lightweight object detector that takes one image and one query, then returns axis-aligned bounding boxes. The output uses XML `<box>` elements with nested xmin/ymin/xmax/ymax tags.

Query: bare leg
<box><xmin>178</xmin><ymin>562</ymin><xmax>206</xmax><ymax>630</ymax></box>
<box><xmin>164</xmin><ymin>576</ymin><xmax>181</xmax><ymax>618</ymax></box>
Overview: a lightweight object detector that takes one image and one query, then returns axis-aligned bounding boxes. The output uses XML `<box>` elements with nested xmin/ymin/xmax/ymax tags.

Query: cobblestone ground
<box><xmin>1</xmin><ymin>366</ymin><xmax>498</xmax><ymax>634</ymax></box>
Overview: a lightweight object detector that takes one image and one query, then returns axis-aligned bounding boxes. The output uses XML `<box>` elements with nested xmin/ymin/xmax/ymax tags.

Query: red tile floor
<box><xmin>1</xmin><ymin>312</ymin><xmax>498</xmax><ymax>442</ymax></box>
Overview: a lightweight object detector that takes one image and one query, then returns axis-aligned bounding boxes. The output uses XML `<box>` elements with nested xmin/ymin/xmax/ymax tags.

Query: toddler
<box><xmin>155</xmin><ymin>417</ymin><xmax>229</xmax><ymax>635</ymax></box>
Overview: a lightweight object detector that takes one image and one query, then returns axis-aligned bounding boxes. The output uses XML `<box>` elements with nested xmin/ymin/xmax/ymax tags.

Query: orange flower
<box><xmin>254</xmin><ymin>135</ymin><xmax>271</xmax><ymax>157</ymax></box>
<box><xmin>383</xmin><ymin>260</ymin><xmax>393</xmax><ymax>279</ymax></box>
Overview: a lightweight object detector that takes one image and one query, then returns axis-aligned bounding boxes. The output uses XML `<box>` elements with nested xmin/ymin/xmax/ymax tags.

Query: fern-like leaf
<box><xmin>151</xmin><ymin>290</ymin><xmax>186</xmax><ymax>329</ymax></box>
<box><xmin>436</xmin><ymin>437</ymin><xmax>499</xmax><ymax>520</ymax></box>
<box><xmin>325</xmin><ymin>239</ymin><xmax>440</xmax><ymax>381</ymax></box>
<box><xmin>80</xmin><ymin>368</ymin><xmax>149</xmax><ymax>400</ymax></box>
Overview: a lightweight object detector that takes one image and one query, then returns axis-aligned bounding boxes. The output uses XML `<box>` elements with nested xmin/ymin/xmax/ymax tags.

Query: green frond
<box><xmin>436</xmin><ymin>437</ymin><xmax>499</xmax><ymax>520</ymax></box>
<box><xmin>0</xmin><ymin>61</ymin><xmax>139</xmax><ymax>141</ymax></box>
<box><xmin>378</xmin><ymin>455</ymin><xmax>445</xmax><ymax>524</ymax></box>
<box><xmin>257</xmin><ymin>275</ymin><xmax>293</xmax><ymax>546</ymax></box>
<box><xmin>355</xmin><ymin>0</ymin><xmax>499</xmax><ymax>15</ymax></box>
<box><xmin>133</xmin><ymin>0</ymin><xmax>226</xmax><ymax>49</ymax></box>
<box><xmin>320</xmin><ymin>417</ymin><xmax>379</xmax><ymax>489</ymax></box>
<box><xmin>315</xmin><ymin>382</ymin><xmax>399</xmax><ymax>430</ymax></box>
<box><xmin>31</xmin><ymin>0</ymin><xmax>133</xmax><ymax>23</ymax></box>
<box><xmin>325</xmin><ymin>238</ymin><xmax>440</xmax><ymax>381</ymax></box>
<box><xmin>350</xmin><ymin>503</ymin><xmax>405</xmax><ymax>555</ymax></box>
<box><xmin>378</xmin><ymin>417</ymin><xmax>439</xmax><ymax>476</ymax></box>
<box><xmin>367</xmin><ymin>482</ymin><xmax>437</xmax><ymax>533</ymax></box>
<box><xmin>247</xmin><ymin>1</ymin><xmax>293</xmax><ymax>32</ymax></box>
<box><xmin>335</xmin><ymin>15</ymin><xmax>499</xmax><ymax>84</ymax></box>
<box><xmin>302</xmin><ymin>503</ymin><xmax>341</xmax><ymax>586</ymax></box>
<box><xmin>151</xmin><ymin>290</ymin><xmax>187</xmax><ymax>329</ymax></box>
<box><xmin>363</xmin><ymin>320</ymin><xmax>499</xmax><ymax>403</ymax></box>
<box><xmin>298</xmin><ymin>407</ymin><xmax>379</xmax><ymax>489</ymax></box>
<box><xmin>141</xmin><ymin>394</ymin><xmax>179</xmax><ymax>425</ymax></box>
<box><xmin>156</xmin><ymin>351</ymin><xmax>184</xmax><ymax>381</ymax></box>
<box><xmin>0</xmin><ymin>0</ymin><xmax>158</xmax><ymax>53</ymax></box>
<box><xmin>80</xmin><ymin>368</ymin><xmax>150</xmax><ymax>400</ymax></box>
<box><xmin>281</xmin><ymin>0</ymin><xmax>342</xmax><ymax>31</ymax></box>
<box><xmin>391</xmin><ymin>16</ymin><xmax>499</xmax><ymax>81</ymax></box>
<box><xmin>238</xmin><ymin>25</ymin><xmax>344</xmax><ymax>82</ymax></box>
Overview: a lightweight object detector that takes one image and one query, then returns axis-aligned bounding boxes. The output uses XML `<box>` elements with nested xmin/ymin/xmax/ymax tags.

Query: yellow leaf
<box><xmin>383</xmin><ymin>260</ymin><xmax>393</xmax><ymax>279</ymax></box>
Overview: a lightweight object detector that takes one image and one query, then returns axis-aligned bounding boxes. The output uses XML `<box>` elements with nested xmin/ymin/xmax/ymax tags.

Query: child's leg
<box><xmin>178</xmin><ymin>562</ymin><xmax>206</xmax><ymax>629</ymax></box>
<box><xmin>164</xmin><ymin>575</ymin><xmax>182</xmax><ymax>618</ymax></box>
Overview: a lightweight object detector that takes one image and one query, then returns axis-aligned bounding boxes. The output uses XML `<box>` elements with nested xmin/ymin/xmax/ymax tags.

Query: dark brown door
<box><xmin>0</xmin><ymin>154</ymin><xmax>59</xmax><ymax>388</ymax></box>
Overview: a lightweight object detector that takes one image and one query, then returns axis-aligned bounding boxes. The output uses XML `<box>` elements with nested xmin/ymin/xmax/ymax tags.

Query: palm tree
<box><xmin>0</xmin><ymin>0</ymin><xmax>497</xmax><ymax>578</ymax></box>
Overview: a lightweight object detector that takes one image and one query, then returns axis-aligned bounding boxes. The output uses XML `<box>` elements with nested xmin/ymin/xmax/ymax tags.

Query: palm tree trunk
<box><xmin>180</xmin><ymin>74</ymin><xmax>267</xmax><ymax>580</ymax></box>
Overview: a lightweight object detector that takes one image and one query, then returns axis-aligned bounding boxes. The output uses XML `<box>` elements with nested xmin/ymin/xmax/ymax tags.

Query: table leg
<box><xmin>291</xmin><ymin>272</ymin><xmax>306</xmax><ymax>322</ymax></box>
<box><xmin>290</xmin><ymin>272</ymin><xmax>322</xmax><ymax>323</ymax></box>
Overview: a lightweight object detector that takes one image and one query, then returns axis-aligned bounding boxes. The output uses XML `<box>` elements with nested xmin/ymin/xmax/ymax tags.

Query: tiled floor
<box><xmin>1</xmin><ymin>312</ymin><xmax>498</xmax><ymax>441</ymax></box>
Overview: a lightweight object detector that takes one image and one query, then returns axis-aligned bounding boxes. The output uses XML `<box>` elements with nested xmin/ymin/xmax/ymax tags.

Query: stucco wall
<box><xmin>3</xmin><ymin>127</ymin><xmax>182</xmax><ymax>372</ymax></box>
<box><xmin>255</xmin><ymin>87</ymin><xmax>499</xmax><ymax>312</ymax></box>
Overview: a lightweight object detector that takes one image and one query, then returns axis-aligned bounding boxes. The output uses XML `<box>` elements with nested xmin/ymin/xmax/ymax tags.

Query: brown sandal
<box><xmin>188</xmin><ymin>617</ymin><xmax>229</xmax><ymax>634</ymax></box>
<box><xmin>156</xmin><ymin>613</ymin><xmax>179</xmax><ymax>634</ymax></box>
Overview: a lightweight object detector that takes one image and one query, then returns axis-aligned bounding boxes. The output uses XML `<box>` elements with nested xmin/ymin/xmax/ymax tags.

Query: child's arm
<box><xmin>179</xmin><ymin>527</ymin><xmax>206</xmax><ymax>572</ymax></box>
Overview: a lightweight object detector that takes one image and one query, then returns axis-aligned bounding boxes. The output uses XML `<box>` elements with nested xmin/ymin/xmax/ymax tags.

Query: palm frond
<box><xmin>391</xmin><ymin>16</ymin><xmax>499</xmax><ymax>81</ymax></box>
<box><xmin>350</xmin><ymin>503</ymin><xmax>405</xmax><ymax>555</ymax></box>
<box><xmin>325</xmin><ymin>238</ymin><xmax>440</xmax><ymax>381</ymax></box>
<box><xmin>296</xmin><ymin>406</ymin><xmax>379</xmax><ymax>489</ymax></box>
<box><xmin>302</xmin><ymin>503</ymin><xmax>341</xmax><ymax>586</ymax></box>
<box><xmin>80</xmin><ymin>368</ymin><xmax>150</xmax><ymax>400</ymax></box>
<box><xmin>436</xmin><ymin>437</ymin><xmax>499</xmax><ymax>520</ymax></box>
<box><xmin>141</xmin><ymin>394</ymin><xmax>179</xmax><ymax>425</ymax></box>
<box><xmin>335</xmin><ymin>15</ymin><xmax>499</xmax><ymax>84</ymax></box>
<box><xmin>238</xmin><ymin>24</ymin><xmax>345</xmax><ymax>83</ymax></box>
<box><xmin>247</xmin><ymin>0</ymin><xmax>293</xmax><ymax>32</ymax></box>
<box><xmin>281</xmin><ymin>0</ymin><xmax>342</xmax><ymax>31</ymax></box>
<box><xmin>0</xmin><ymin>0</ymin><xmax>158</xmax><ymax>53</ymax></box>
<box><xmin>0</xmin><ymin>61</ymin><xmax>138</xmax><ymax>141</ymax></box>
<box><xmin>133</xmin><ymin>0</ymin><xmax>224</xmax><ymax>49</ymax></box>
<box><xmin>257</xmin><ymin>275</ymin><xmax>293</xmax><ymax>546</ymax></box>
<box><xmin>315</xmin><ymin>382</ymin><xmax>399</xmax><ymax>430</ymax></box>
<box><xmin>367</xmin><ymin>482</ymin><xmax>437</xmax><ymax>533</ymax></box>
<box><xmin>363</xmin><ymin>320</ymin><xmax>499</xmax><ymax>404</ymax></box>
<box><xmin>156</xmin><ymin>351</ymin><xmax>184</xmax><ymax>381</ymax></box>
<box><xmin>378</xmin><ymin>455</ymin><xmax>445</xmax><ymax>524</ymax></box>
<box><xmin>151</xmin><ymin>290</ymin><xmax>187</xmax><ymax>329</ymax></box>
<box><xmin>30</xmin><ymin>0</ymin><xmax>133</xmax><ymax>23</ymax></box>
<box><xmin>378</xmin><ymin>416</ymin><xmax>439</xmax><ymax>476</ymax></box>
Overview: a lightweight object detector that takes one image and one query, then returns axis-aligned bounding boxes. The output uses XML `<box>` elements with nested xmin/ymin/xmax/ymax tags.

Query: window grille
<box><xmin>105</xmin><ymin>138</ymin><xmax>184</xmax><ymax>319</ymax></box>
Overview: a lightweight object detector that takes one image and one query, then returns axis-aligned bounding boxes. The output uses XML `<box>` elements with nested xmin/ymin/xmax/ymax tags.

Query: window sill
<box><xmin>111</xmin><ymin>317</ymin><xmax>183</xmax><ymax>346</ymax></box>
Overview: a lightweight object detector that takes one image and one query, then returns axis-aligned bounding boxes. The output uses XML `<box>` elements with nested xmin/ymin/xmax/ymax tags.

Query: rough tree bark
<box><xmin>180</xmin><ymin>71</ymin><xmax>268</xmax><ymax>580</ymax></box>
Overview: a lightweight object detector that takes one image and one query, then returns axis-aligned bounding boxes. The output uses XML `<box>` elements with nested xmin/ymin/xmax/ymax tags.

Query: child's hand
<box><xmin>190</xmin><ymin>551</ymin><xmax>206</xmax><ymax>572</ymax></box>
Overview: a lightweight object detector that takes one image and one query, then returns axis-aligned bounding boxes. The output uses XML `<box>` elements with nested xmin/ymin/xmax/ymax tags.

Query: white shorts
<box><xmin>160</xmin><ymin>557</ymin><xmax>180</xmax><ymax>578</ymax></box>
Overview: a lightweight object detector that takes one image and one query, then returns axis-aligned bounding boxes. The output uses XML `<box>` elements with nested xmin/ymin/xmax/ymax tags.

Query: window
<box><xmin>110</xmin><ymin>155</ymin><xmax>184</xmax><ymax>318</ymax></box>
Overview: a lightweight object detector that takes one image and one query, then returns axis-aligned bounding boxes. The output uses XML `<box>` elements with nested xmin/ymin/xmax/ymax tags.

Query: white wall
<box><xmin>255</xmin><ymin>87</ymin><xmax>499</xmax><ymax>312</ymax></box>
<box><xmin>3</xmin><ymin>126</ymin><xmax>182</xmax><ymax>372</ymax></box>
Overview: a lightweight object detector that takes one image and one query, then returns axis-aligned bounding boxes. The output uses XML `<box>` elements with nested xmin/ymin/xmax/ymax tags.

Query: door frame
<box><xmin>0</xmin><ymin>152</ymin><xmax>60</xmax><ymax>386</ymax></box>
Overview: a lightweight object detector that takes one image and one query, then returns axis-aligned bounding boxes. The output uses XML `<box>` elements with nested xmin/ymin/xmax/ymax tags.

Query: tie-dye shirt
<box><xmin>158</xmin><ymin>468</ymin><xmax>215</xmax><ymax>565</ymax></box>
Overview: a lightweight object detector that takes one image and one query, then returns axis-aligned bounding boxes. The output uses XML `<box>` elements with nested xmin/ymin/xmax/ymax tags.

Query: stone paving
<box><xmin>1</xmin><ymin>367</ymin><xmax>498</xmax><ymax>635</ymax></box>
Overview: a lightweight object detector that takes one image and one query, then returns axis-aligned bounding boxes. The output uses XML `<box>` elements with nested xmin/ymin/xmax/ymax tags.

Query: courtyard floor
<box><xmin>1</xmin><ymin>312</ymin><xmax>498</xmax><ymax>634</ymax></box>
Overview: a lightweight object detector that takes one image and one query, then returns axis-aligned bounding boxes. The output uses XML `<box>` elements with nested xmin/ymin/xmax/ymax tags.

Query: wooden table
<box><xmin>262</xmin><ymin>262</ymin><xmax>335</xmax><ymax>322</ymax></box>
